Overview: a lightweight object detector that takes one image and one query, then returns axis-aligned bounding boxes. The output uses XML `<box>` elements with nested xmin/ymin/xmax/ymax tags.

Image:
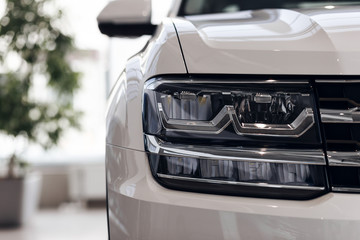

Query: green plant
<box><xmin>0</xmin><ymin>0</ymin><xmax>81</xmax><ymax>178</ymax></box>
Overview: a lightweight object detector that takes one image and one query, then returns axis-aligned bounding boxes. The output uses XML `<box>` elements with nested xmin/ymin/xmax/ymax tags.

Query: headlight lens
<box><xmin>144</xmin><ymin>79</ymin><xmax>320</xmax><ymax>145</ymax></box>
<box><xmin>143</xmin><ymin>78</ymin><xmax>327</xmax><ymax>199</ymax></box>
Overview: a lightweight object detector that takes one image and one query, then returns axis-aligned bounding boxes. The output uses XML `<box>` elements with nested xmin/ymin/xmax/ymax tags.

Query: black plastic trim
<box><xmin>98</xmin><ymin>22</ymin><xmax>157</xmax><ymax>37</ymax></box>
<box><xmin>153</xmin><ymin>170</ymin><xmax>328</xmax><ymax>201</ymax></box>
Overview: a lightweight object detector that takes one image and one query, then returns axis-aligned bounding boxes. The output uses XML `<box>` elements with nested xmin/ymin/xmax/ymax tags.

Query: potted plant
<box><xmin>0</xmin><ymin>0</ymin><xmax>81</xmax><ymax>226</ymax></box>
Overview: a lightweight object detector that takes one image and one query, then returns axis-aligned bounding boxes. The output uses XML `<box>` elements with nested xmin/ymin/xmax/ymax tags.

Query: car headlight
<box><xmin>143</xmin><ymin>77</ymin><xmax>327</xmax><ymax>200</ymax></box>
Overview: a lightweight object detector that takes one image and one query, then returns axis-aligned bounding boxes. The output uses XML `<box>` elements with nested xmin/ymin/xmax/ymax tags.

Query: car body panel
<box><xmin>105</xmin><ymin>19</ymin><xmax>186</xmax><ymax>150</ymax></box>
<box><xmin>174</xmin><ymin>7</ymin><xmax>360</xmax><ymax>75</ymax></box>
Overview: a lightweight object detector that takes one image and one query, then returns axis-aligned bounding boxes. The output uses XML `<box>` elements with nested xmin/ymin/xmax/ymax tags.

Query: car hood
<box><xmin>173</xmin><ymin>7</ymin><xmax>360</xmax><ymax>75</ymax></box>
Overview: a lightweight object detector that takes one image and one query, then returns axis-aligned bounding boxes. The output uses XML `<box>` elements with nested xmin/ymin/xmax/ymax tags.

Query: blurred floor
<box><xmin>0</xmin><ymin>206</ymin><xmax>107</xmax><ymax>240</ymax></box>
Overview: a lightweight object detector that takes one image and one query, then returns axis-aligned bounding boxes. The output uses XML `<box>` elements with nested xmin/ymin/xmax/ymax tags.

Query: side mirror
<box><xmin>97</xmin><ymin>0</ymin><xmax>157</xmax><ymax>37</ymax></box>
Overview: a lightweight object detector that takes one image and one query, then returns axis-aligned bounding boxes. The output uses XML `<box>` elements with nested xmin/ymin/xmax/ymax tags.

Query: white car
<box><xmin>98</xmin><ymin>0</ymin><xmax>360</xmax><ymax>239</ymax></box>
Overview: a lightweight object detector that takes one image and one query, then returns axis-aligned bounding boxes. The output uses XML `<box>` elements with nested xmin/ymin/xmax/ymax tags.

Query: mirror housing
<box><xmin>97</xmin><ymin>0</ymin><xmax>157</xmax><ymax>37</ymax></box>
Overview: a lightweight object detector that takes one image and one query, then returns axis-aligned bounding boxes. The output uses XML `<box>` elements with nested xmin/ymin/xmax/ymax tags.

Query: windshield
<box><xmin>179</xmin><ymin>0</ymin><xmax>360</xmax><ymax>15</ymax></box>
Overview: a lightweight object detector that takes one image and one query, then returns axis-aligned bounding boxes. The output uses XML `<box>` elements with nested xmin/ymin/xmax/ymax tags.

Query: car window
<box><xmin>179</xmin><ymin>0</ymin><xmax>360</xmax><ymax>15</ymax></box>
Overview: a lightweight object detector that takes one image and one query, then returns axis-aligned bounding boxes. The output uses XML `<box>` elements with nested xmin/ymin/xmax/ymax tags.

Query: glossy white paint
<box><xmin>106</xmin><ymin>145</ymin><xmax>360</xmax><ymax>240</ymax></box>
<box><xmin>97</xmin><ymin>0</ymin><xmax>152</xmax><ymax>24</ymax></box>
<box><xmin>105</xmin><ymin>19</ymin><xmax>186</xmax><ymax>150</ymax></box>
<box><xmin>174</xmin><ymin>7</ymin><xmax>360</xmax><ymax>75</ymax></box>
<box><xmin>168</xmin><ymin>0</ymin><xmax>182</xmax><ymax>17</ymax></box>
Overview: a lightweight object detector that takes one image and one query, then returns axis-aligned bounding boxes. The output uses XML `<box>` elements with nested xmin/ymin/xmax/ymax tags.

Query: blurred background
<box><xmin>0</xmin><ymin>0</ymin><xmax>172</xmax><ymax>239</ymax></box>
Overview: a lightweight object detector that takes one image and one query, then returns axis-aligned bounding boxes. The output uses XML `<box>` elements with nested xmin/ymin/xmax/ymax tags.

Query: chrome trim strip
<box><xmin>231</xmin><ymin>108</ymin><xmax>314</xmax><ymax>137</ymax></box>
<box><xmin>328</xmin><ymin>151</ymin><xmax>360</xmax><ymax>166</ymax></box>
<box><xmin>158</xmin><ymin>104</ymin><xmax>232</xmax><ymax>134</ymax></box>
<box><xmin>158</xmin><ymin>174</ymin><xmax>325</xmax><ymax>191</ymax></box>
<box><xmin>316</xmin><ymin>80</ymin><xmax>360</xmax><ymax>83</ymax></box>
<box><xmin>146</xmin><ymin>79</ymin><xmax>309</xmax><ymax>90</ymax></box>
<box><xmin>321</xmin><ymin>108</ymin><xmax>360</xmax><ymax>123</ymax></box>
<box><xmin>332</xmin><ymin>187</ymin><xmax>360</xmax><ymax>193</ymax></box>
<box><xmin>159</xmin><ymin>102</ymin><xmax>314</xmax><ymax>137</ymax></box>
<box><xmin>146</xmin><ymin>135</ymin><xmax>326</xmax><ymax>165</ymax></box>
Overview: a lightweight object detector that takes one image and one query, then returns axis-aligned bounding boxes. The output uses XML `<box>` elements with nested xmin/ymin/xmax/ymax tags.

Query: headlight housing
<box><xmin>143</xmin><ymin>77</ymin><xmax>327</xmax><ymax>200</ymax></box>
